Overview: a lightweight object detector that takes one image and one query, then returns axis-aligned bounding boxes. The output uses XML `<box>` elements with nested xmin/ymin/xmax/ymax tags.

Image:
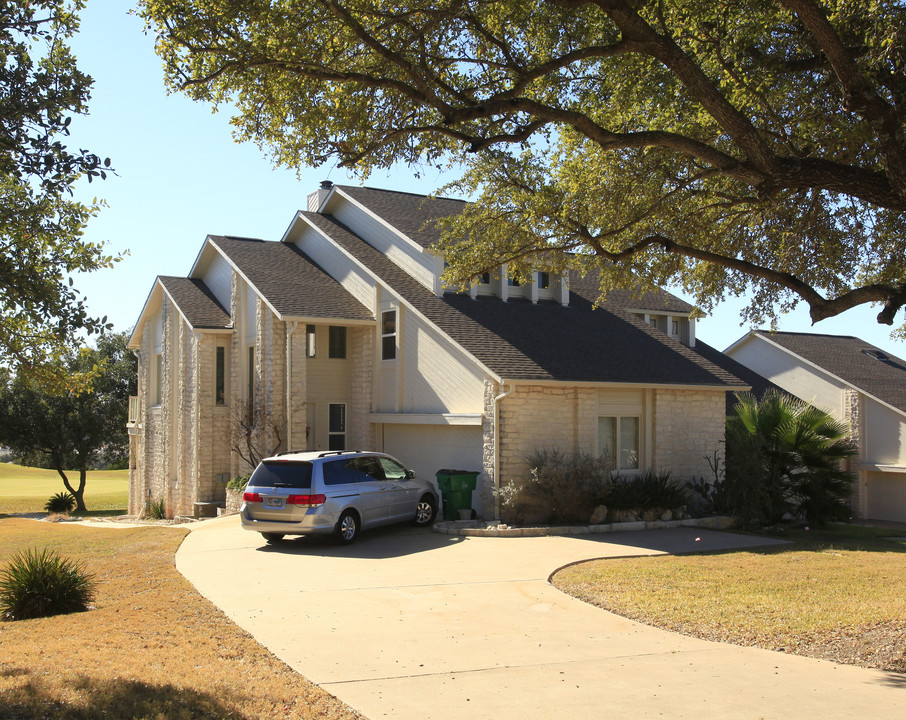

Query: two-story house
<box><xmin>127</xmin><ymin>183</ymin><xmax>748</xmax><ymax>519</ymax></box>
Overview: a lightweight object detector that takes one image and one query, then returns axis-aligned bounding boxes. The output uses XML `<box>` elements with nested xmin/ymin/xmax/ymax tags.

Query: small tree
<box><xmin>0</xmin><ymin>333</ymin><xmax>136</xmax><ymax>512</ymax></box>
<box><xmin>230</xmin><ymin>398</ymin><xmax>286</xmax><ymax>471</ymax></box>
<box><xmin>727</xmin><ymin>391</ymin><xmax>857</xmax><ymax>526</ymax></box>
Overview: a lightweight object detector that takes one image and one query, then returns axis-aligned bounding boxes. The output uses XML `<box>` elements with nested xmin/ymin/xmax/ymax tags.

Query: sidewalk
<box><xmin>176</xmin><ymin>516</ymin><xmax>904</xmax><ymax>719</ymax></box>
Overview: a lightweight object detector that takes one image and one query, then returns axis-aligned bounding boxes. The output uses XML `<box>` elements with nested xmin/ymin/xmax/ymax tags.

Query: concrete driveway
<box><xmin>176</xmin><ymin>516</ymin><xmax>904</xmax><ymax>719</ymax></box>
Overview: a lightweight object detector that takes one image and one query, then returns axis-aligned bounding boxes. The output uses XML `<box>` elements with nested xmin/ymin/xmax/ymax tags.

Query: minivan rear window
<box><xmin>249</xmin><ymin>461</ymin><xmax>313</xmax><ymax>489</ymax></box>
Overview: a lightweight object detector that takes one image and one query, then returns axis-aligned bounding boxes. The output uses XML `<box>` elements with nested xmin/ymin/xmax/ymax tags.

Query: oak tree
<box><xmin>140</xmin><ymin>0</ymin><xmax>906</xmax><ymax>331</ymax></box>
<box><xmin>1</xmin><ymin>0</ymin><xmax>116</xmax><ymax>384</ymax></box>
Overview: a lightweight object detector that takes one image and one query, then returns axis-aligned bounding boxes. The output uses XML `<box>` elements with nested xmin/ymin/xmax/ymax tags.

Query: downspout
<box><xmin>285</xmin><ymin>321</ymin><xmax>298</xmax><ymax>451</ymax></box>
<box><xmin>493</xmin><ymin>381</ymin><xmax>514</xmax><ymax>520</ymax></box>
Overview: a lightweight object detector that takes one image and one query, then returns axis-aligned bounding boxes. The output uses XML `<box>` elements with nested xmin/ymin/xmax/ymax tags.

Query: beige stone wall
<box><xmin>497</xmin><ymin>384</ymin><xmax>598</xmax><ymax>488</ymax></box>
<box><xmin>844</xmin><ymin>388</ymin><xmax>866</xmax><ymax>518</ymax></box>
<box><xmin>652</xmin><ymin>388</ymin><xmax>725</xmax><ymax>481</ymax></box>
<box><xmin>348</xmin><ymin>326</ymin><xmax>374</xmax><ymax>450</ymax></box>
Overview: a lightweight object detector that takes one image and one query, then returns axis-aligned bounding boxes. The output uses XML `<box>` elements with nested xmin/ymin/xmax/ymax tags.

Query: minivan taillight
<box><xmin>243</xmin><ymin>492</ymin><xmax>262</xmax><ymax>503</ymax></box>
<box><xmin>286</xmin><ymin>494</ymin><xmax>327</xmax><ymax>507</ymax></box>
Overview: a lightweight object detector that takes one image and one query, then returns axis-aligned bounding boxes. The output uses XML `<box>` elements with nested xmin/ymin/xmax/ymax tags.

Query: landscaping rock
<box><xmin>590</xmin><ymin>505</ymin><xmax>608</xmax><ymax>524</ymax></box>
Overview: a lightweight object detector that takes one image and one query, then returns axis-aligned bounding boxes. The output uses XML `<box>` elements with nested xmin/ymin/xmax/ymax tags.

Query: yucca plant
<box><xmin>44</xmin><ymin>492</ymin><xmax>77</xmax><ymax>514</ymax></box>
<box><xmin>147</xmin><ymin>496</ymin><xmax>166</xmax><ymax>519</ymax></box>
<box><xmin>0</xmin><ymin>548</ymin><xmax>95</xmax><ymax>621</ymax></box>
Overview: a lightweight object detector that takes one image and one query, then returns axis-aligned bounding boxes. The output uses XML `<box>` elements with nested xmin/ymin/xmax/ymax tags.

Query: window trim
<box><xmin>328</xmin><ymin>403</ymin><xmax>346</xmax><ymax>451</ymax></box>
<box><xmin>328</xmin><ymin>326</ymin><xmax>347</xmax><ymax>359</ymax></box>
<box><xmin>381</xmin><ymin>309</ymin><xmax>397</xmax><ymax>361</ymax></box>
<box><xmin>215</xmin><ymin>346</ymin><xmax>226</xmax><ymax>405</ymax></box>
<box><xmin>598</xmin><ymin>415</ymin><xmax>641</xmax><ymax>472</ymax></box>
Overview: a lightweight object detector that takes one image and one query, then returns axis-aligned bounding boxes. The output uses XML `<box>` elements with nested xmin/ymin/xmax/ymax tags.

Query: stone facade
<box><xmin>128</xmin><ymin>278</ymin><xmax>377</xmax><ymax>518</ymax></box>
<box><xmin>492</xmin><ymin>384</ymin><xmax>725</xmax><ymax>494</ymax></box>
<box><xmin>652</xmin><ymin>388</ymin><xmax>726</xmax><ymax>482</ymax></box>
<box><xmin>843</xmin><ymin>388</ymin><xmax>865</xmax><ymax>517</ymax></box>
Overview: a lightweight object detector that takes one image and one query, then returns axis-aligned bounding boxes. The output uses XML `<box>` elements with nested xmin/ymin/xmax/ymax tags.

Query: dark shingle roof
<box><xmin>209</xmin><ymin>236</ymin><xmax>372</xmax><ymax>322</ymax></box>
<box><xmin>752</xmin><ymin>331</ymin><xmax>906</xmax><ymax>413</ymax></box>
<box><xmin>159</xmin><ymin>277</ymin><xmax>231</xmax><ymax>329</ymax></box>
<box><xmin>337</xmin><ymin>186</ymin><xmax>468</xmax><ymax>249</ymax></box>
<box><xmin>300</xmin><ymin>212</ymin><xmax>745</xmax><ymax>387</ymax></box>
<box><xmin>692</xmin><ymin>339</ymin><xmax>787</xmax><ymax>414</ymax></box>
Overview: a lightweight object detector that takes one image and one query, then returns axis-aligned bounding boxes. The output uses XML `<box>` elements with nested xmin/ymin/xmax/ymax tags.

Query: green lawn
<box><xmin>0</xmin><ymin>463</ymin><xmax>129</xmax><ymax>515</ymax></box>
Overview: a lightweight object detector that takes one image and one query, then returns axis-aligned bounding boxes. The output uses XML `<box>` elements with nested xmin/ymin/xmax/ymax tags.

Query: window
<box><xmin>152</xmin><ymin>353</ymin><xmax>163</xmax><ymax>406</ymax></box>
<box><xmin>507</xmin><ymin>276</ymin><xmax>521</xmax><ymax>287</ymax></box>
<box><xmin>538</xmin><ymin>272</ymin><xmax>550</xmax><ymax>290</ymax></box>
<box><xmin>478</xmin><ymin>272</ymin><xmax>491</xmax><ymax>285</ymax></box>
<box><xmin>671</xmin><ymin>319</ymin><xmax>680</xmax><ymax>336</ymax></box>
<box><xmin>247</xmin><ymin>346</ymin><xmax>255</xmax><ymax>403</ymax></box>
<box><xmin>215</xmin><ymin>346</ymin><xmax>226</xmax><ymax>405</ymax></box>
<box><xmin>598</xmin><ymin>416</ymin><xmax>640</xmax><ymax>470</ymax></box>
<box><xmin>381</xmin><ymin>310</ymin><xmax>397</xmax><ymax>360</ymax></box>
<box><xmin>328</xmin><ymin>403</ymin><xmax>346</xmax><ymax>450</ymax></box>
<box><xmin>306</xmin><ymin>324</ymin><xmax>316</xmax><ymax>358</ymax></box>
<box><xmin>328</xmin><ymin>326</ymin><xmax>346</xmax><ymax>358</ymax></box>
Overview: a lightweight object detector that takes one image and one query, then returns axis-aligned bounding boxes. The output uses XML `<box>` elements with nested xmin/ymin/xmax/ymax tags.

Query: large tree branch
<box><xmin>579</xmin><ymin>230</ymin><xmax>906</xmax><ymax>325</ymax></box>
<box><xmin>777</xmin><ymin>0</ymin><xmax>906</xmax><ymax>200</ymax></box>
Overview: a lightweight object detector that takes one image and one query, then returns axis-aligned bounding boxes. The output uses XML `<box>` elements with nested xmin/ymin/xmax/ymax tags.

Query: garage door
<box><xmin>865</xmin><ymin>471</ymin><xmax>906</xmax><ymax>522</ymax></box>
<box><xmin>380</xmin><ymin>424</ymin><xmax>485</xmax><ymax>515</ymax></box>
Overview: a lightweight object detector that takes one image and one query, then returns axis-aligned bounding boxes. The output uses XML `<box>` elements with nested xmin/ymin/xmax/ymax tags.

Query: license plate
<box><xmin>264</xmin><ymin>496</ymin><xmax>285</xmax><ymax>508</ymax></box>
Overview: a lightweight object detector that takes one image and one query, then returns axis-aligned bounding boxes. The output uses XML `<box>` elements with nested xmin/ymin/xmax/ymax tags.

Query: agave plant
<box><xmin>0</xmin><ymin>548</ymin><xmax>95</xmax><ymax>621</ymax></box>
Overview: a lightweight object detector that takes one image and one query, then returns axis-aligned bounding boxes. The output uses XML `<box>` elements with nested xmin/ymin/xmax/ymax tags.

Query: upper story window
<box><xmin>247</xmin><ymin>346</ymin><xmax>255</xmax><ymax>404</ymax></box>
<box><xmin>328</xmin><ymin>326</ymin><xmax>347</xmax><ymax>358</ymax></box>
<box><xmin>306</xmin><ymin>324</ymin><xmax>316</xmax><ymax>358</ymax></box>
<box><xmin>152</xmin><ymin>353</ymin><xmax>163</xmax><ymax>406</ymax></box>
<box><xmin>507</xmin><ymin>276</ymin><xmax>521</xmax><ymax>287</ymax></box>
<box><xmin>478</xmin><ymin>272</ymin><xmax>491</xmax><ymax>285</ymax></box>
<box><xmin>381</xmin><ymin>310</ymin><xmax>397</xmax><ymax>360</ymax></box>
<box><xmin>215</xmin><ymin>346</ymin><xmax>226</xmax><ymax>405</ymax></box>
<box><xmin>538</xmin><ymin>272</ymin><xmax>550</xmax><ymax>290</ymax></box>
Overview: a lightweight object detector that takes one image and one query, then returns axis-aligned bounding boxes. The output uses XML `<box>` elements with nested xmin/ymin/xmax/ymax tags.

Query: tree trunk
<box><xmin>55</xmin><ymin>465</ymin><xmax>88</xmax><ymax>513</ymax></box>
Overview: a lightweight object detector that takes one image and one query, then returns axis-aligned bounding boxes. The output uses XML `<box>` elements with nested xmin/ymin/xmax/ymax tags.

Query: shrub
<box><xmin>727</xmin><ymin>391</ymin><xmax>857</xmax><ymax>526</ymax></box>
<box><xmin>44</xmin><ymin>492</ymin><xmax>77</xmax><ymax>515</ymax></box>
<box><xmin>605</xmin><ymin>470</ymin><xmax>689</xmax><ymax>511</ymax></box>
<box><xmin>147</xmin><ymin>497</ymin><xmax>166</xmax><ymax>519</ymax></box>
<box><xmin>521</xmin><ymin>449</ymin><xmax>613</xmax><ymax>524</ymax></box>
<box><xmin>0</xmin><ymin>549</ymin><xmax>95</xmax><ymax>621</ymax></box>
<box><xmin>226</xmin><ymin>474</ymin><xmax>250</xmax><ymax>491</ymax></box>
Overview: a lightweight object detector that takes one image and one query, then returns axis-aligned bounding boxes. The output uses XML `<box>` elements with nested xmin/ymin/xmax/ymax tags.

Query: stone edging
<box><xmin>433</xmin><ymin>516</ymin><xmax>736</xmax><ymax>537</ymax></box>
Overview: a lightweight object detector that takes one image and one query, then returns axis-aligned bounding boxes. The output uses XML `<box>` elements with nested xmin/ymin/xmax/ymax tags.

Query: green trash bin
<box><xmin>436</xmin><ymin>470</ymin><xmax>480</xmax><ymax>521</ymax></box>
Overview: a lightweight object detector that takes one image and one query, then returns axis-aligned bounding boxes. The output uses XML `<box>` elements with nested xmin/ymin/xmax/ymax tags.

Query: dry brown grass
<box><xmin>552</xmin><ymin>524</ymin><xmax>906</xmax><ymax>673</ymax></box>
<box><xmin>0</xmin><ymin>518</ymin><xmax>363</xmax><ymax>719</ymax></box>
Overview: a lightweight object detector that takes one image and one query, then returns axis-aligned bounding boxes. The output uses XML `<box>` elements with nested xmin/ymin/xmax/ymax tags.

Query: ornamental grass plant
<box><xmin>0</xmin><ymin>548</ymin><xmax>95</xmax><ymax>620</ymax></box>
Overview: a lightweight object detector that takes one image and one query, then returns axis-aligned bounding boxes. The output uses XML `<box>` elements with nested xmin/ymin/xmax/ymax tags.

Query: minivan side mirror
<box><xmin>405</xmin><ymin>469</ymin><xmax>416</xmax><ymax>480</ymax></box>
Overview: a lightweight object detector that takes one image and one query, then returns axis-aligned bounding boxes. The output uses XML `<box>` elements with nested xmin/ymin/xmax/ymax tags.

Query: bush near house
<box><xmin>498</xmin><ymin>451</ymin><xmax>691</xmax><ymax>525</ymax></box>
<box><xmin>716</xmin><ymin>391</ymin><xmax>858</xmax><ymax>527</ymax></box>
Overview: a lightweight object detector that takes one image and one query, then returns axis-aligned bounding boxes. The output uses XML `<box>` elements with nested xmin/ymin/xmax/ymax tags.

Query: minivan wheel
<box><xmin>413</xmin><ymin>494</ymin><xmax>438</xmax><ymax>527</ymax></box>
<box><xmin>334</xmin><ymin>511</ymin><xmax>359</xmax><ymax>545</ymax></box>
<box><xmin>262</xmin><ymin>532</ymin><xmax>284</xmax><ymax>544</ymax></box>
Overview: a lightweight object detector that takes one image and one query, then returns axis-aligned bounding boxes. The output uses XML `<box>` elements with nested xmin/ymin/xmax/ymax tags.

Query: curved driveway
<box><xmin>176</xmin><ymin>516</ymin><xmax>903</xmax><ymax>719</ymax></box>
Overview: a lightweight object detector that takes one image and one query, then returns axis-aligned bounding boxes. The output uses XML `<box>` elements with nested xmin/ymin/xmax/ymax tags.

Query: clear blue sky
<box><xmin>65</xmin><ymin>2</ymin><xmax>904</xmax><ymax>357</ymax></box>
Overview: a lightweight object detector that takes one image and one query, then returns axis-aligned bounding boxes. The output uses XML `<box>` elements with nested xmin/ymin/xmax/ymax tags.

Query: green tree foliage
<box><xmin>724</xmin><ymin>391</ymin><xmax>857</xmax><ymax>525</ymax></box>
<box><xmin>0</xmin><ymin>332</ymin><xmax>137</xmax><ymax>512</ymax></box>
<box><xmin>140</xmin><ymin>0</ymin><xmax>906</xmax><ymax>331</ymax></box>
<box><xmin>1</xmin><ymin>0</ymin><xmax>117</xmax><ymax>385</ymax></box>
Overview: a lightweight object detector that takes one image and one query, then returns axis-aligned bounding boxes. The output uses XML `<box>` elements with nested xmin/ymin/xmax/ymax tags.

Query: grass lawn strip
<box><xmin>0</xmin><ymin>464</ymin><xmax>128</xmax><ymax>514</ymax></box>
<box><xmin>0</xmin><ymin>518</ymin><xmax>363</xmax><ymax>720</ymax></box>
<box><xmin>552</xmin><ymin>524</ymin><xmax>906</xmax><ymax>673</ymax></box>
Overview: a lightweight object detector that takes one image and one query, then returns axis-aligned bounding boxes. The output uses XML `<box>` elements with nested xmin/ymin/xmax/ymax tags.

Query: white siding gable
<box><xmin>331</xmin><ymin>192</ymin><xmax>436</xmax><ymax>292</ymax></box>
<box><xmin>291</xmin><ymin>218</ymin><xmax>377</xmax><ymax>312</ymax></box>
<box><xmin>727</xmin><ymin>335</ymin><xmax>847</xmax><ymax>418</ymax></box>
<box><xmin>200</xmin><ymin>250</ymin><xmax>232</xmax><ymax>310</ymax></box>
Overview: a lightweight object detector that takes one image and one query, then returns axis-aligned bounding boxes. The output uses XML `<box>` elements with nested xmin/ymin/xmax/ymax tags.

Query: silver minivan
<box><xmin>239</xmin><ymin>450</ymin><xmax>439</xmax><ymax>544</ymax></box>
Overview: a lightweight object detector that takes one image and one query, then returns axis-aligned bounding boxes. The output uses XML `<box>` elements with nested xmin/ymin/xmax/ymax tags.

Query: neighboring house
<box><xmin>725</xmin><ymin>331</ymin><xmax>906</xmax><ymax>522</ymax></box>
<box><xmin>127</xmin><ymin>183</ymin><xmax>748</xmax><ymax>519</ymax></box>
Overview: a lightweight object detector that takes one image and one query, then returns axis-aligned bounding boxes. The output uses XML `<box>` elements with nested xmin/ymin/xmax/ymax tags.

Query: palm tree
<box><xmin>728</xmin><ymin>391</ymin><xmax>857</xmax><ymax>525</ymax></box>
